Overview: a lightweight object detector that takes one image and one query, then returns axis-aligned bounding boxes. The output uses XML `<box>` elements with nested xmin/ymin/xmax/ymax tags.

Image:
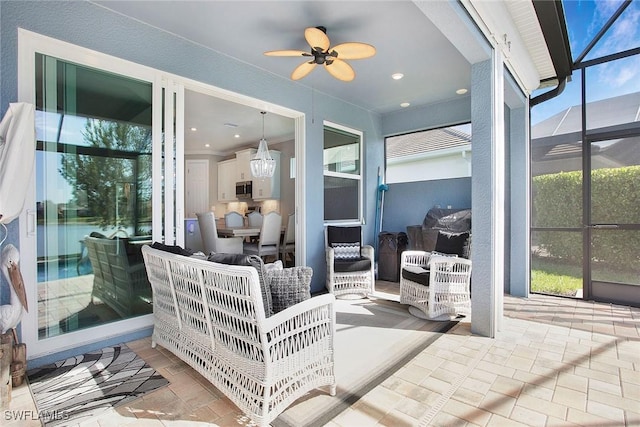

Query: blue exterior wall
<box><xmin>381</xmin><ymin>178</ymin><xmax>472</xmax><ymax>234</ymax></box>
<box><xmin>0</xmin><ymin>1</ymin><xmax>383</xmax><ymax>295</ymax></box>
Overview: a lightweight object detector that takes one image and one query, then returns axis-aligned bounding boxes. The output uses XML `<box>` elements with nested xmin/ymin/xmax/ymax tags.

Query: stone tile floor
<box><xmin>5</xmin><ymin>284</ymin><xmax>639</xmax><ymax>426</ymax></box>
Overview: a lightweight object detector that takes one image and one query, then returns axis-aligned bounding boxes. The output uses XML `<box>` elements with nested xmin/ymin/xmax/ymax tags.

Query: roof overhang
<box><xmin>532</xmin><ymin>0</ymin><xmax>573</xmax><ymax>88</ymax></box>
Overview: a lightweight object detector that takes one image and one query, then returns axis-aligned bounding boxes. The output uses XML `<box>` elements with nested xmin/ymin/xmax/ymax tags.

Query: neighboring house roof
<box><xmin>531</xmin><ymin>91</ymin><xmax>640</xmax><ymax>173</ymax></box>
<box><xmin>386</xmin><ymin>128</ymin><xmax>471</xmax><ymax>160</ymax></box>
<box><xmin>532</xmin><ymin>92</ymin><xmax>640</xmax><ymax>139</ymax></box>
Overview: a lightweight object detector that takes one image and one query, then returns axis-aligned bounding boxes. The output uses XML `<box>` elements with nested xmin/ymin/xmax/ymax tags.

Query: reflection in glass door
<box><xmin>35</xmin><ymin>54</ymin><xmax>153</xmax><ymax>339</ymax></box>
<box><xmin>588</xmin><ymin>135</ymin><xmax>640</xmax><ymax>305</ymax></box>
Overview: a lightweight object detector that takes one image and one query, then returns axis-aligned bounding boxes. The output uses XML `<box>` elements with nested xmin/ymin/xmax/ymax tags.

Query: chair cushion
<box><xmin>327</xmin><ymin>225</ymin><xmax>361</xmax><ymax>246</ymax></box>
<box><xmin>331</xmin><ymin>243</ymin><xmax>361</xmax><ymax>260</ymax></box>
<box><xmin>402</xmin><ymin>266</ymin><xmax>430</xmax><ymax>286</ymax></box>
<box><xmin>151</xmin><ymin>242</ymin><xmax>195</xmax><ymax>257</ymax></box>
<box><xmin>267</xmin><ymin>267</ymin><xmax>312</xmax><ymax>314</ymax></box>
<box><xmin>434</xmin><ymin>231</ymin><xmax>470</xmax><ymax>258</ymax></box>
<box><xmin>333</xmin><ymin>257</ymin><xmax>372</xmax><ymax>273</ymax></box>
<box><xmin>207</xmin><ymin>253</ymin><xmax>273</xmax><ymax>317</ymax></box>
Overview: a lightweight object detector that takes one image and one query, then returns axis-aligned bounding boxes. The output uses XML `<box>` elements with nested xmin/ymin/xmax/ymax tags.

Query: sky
<box><xmin>531</xmin><ymin>0</ymin><xmax>640</xmax><ymax>125</ymax></box>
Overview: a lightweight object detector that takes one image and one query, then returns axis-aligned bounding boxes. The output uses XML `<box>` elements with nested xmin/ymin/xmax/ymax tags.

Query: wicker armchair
<box><xmin>325</xmin><ymin>225</ymin><xmax>375</xmax><ymax>299</ymax></box>
<box><xmin>400</xmin><ymin>251</ymin><xmax>471</xmax><ymax>320</ymax></box>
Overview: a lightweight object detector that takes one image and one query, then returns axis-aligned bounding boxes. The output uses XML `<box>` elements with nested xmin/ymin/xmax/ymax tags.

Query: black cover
<box><xmin>422</xmin><ymin>208</ymin><xmax>471</xmax><ymax>233</ymax></box>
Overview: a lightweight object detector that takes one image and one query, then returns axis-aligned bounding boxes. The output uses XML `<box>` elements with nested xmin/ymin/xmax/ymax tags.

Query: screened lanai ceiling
<box><xmin>92</xmin><ymin>0</ymin><xmax>565</xmax><ymax>155</ymax></box>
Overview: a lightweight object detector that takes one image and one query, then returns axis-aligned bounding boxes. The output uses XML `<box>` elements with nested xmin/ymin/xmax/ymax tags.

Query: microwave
<box><xmin>235</xmin><ymin>181</ymin><xmax>252</xmax><ymax>199</ymax></box>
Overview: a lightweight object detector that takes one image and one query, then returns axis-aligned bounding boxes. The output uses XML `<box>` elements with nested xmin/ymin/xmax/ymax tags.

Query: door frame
<box><xmin>17</xmin><ymin>29</ymin><xmax>306</xmax><ymax>359</ymax></box>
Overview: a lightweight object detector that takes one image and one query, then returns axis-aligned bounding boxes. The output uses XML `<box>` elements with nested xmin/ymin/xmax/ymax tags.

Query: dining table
<box><xmin>217</xmin><ymin>226</ymin><xmax>286</xmax><ymax>238</ymax></box>
<box><xmin>217</xmin><ymin>226</ymin><xmax>262</xmax><ymax>238</ymax></box>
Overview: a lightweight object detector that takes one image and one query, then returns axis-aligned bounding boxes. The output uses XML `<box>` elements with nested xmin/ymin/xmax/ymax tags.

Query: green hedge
<box><xmin>532</xmin><ymin>166</ymin><xmax>640</xmax><ymax>269</ymax></box>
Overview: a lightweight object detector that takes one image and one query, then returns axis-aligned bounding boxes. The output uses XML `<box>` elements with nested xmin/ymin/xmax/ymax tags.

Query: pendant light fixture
<box><xmin>250</xmin><ymin>111</ymin><xmax>276</xmax><ymax>179</ymax></box>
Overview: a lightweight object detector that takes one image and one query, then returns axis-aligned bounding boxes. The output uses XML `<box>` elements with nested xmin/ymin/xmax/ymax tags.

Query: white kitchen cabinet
<box><xmin>235</xmin><ymin>148</ymin><xmax>256</xmax><ymax>182</ymax></box>
<box><xmin>217</xmin><ymin>159</ymin><xmax>237</xmax><ymax>202</ymax></box>
<box><xmin>252</xmin><ymin>150</ymin><xmax>281</xmax><ymax>200</ymax></box>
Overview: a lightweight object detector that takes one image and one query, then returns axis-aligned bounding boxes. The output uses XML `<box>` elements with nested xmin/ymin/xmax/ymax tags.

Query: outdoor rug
<box><xmin>272</xmin><ymin>297</ymin><xmax>457</xmax><ymax>427</ymax></box>
<box><xmin>27</xmin><ymin>343</ymin><xmax>169</xmax><ymax>426</ymax></box>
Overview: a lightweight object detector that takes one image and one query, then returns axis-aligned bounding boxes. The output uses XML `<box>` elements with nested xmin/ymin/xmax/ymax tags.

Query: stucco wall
<box><xmin>0</xmin><ymin>1</ymin><xmax>383</xmax><ymax>295</ymax></box>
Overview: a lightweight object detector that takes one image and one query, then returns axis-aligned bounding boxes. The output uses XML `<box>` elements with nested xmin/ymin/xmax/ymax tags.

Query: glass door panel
<box><xmin>589</xmin><ymin>136</ymin><xmax>640</xmax><ymax>304</ymax></box>
<box><xmin>35</xmin><ymin>54</ymin><xmax>153</xmax><ymax>339</ymax></box>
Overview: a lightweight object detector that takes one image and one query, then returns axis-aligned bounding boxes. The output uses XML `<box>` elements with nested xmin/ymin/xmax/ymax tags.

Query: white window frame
<box><xmin>323</xmin><ymin>121</ymin><xmax>363</xmax><ymax>225</ymax></box>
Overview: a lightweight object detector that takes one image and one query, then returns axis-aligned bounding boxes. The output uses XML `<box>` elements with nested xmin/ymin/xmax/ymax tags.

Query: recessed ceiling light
<box><xmin>234</xmin><ymin>134</ymin><xmax>240</xmax><ymax>138</ymax></box>
<box><xmin>456</xmin><ymin>88</ymin><xmax>468</xmax><ymax>95</ymax></box>
<box><xmin>392</xmin><ymin>73</ymin><xmax>404</xmax><ymax>80</ymax></box>
<box><xmin>190</xmin><ymin>127</ymin><xmax>197</xmax><ymax>131</ymax></box>
<box><xmin>400</xmin><ymin>102</ymin><xmax>410</xmax><ymax>108</ymax></box>
<box><xmin>204</xmin><ymin>143</ymin><xmax>210</xmax><ymax>148</ymax></box>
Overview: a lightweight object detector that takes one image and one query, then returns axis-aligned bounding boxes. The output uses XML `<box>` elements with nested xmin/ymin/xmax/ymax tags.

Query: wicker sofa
<box><xmin>141</xmin><ymin>245</ymin><xmax>336</xmax><ymax>427</ymax></box>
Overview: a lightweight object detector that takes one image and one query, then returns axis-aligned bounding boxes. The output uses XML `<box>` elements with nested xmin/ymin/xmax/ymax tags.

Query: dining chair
<box><xmin>280</xmin><ymin>213</ymin><xmax>295</xmax><ymax>266</ymax></box>
<box><xmin>224</xmin><ymin>211</ymin><xmax>244</xmax><ymax>227</ymax></box>
<box><xmin>247</xmin><ymin>211</ymin><xmax>263</xmax><ymax>227</ymax></box>
<box><xmin>197</xmin><ymin>211</ymin><xmax>244</xmax><ymax>254</ymax></box>
<box><xmin>243</xmin><ymin>211</ymin><xmax>281</xmax><ymax>262</ymax></box>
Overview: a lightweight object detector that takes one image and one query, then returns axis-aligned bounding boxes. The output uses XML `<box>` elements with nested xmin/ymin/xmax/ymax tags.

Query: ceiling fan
<box><xmin>264</xmin><ymin>26</ymin><xmax>376</xmax><ymax>82</ymax></box>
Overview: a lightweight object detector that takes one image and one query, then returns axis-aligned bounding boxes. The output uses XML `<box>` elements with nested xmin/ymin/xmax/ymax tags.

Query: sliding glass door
<box><xmin>19</xmin><ymin>30</ymin><xmax>184</xmax><ymax>358</ymax></box>
<box><xmin>34</xmin><ymin>53</ymin><xmax>154</xmax><ymax>339</ymax></box>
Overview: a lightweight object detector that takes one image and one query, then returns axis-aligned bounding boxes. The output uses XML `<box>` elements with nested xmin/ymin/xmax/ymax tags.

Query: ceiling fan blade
<box><xmin>324</xmin><ymin>58</ymin><xmax>355</xmax><ymax>82</ymax></box>
<box><xmin>291</xmin><ymin>61</ymin><xmax>317</xmax><ymax>80</ymax></box>
<box><xmin>331</xmin><ymin>42</ymin><xmax>376</xmax><ymax>59</ymax></box>
<box><xmin>305</xmin><ymin>27</ymin><xmax>330</xmax><ymax>51</ymax></box>
<box><xmin>264</xmin><ymin>50</ymin><xmax>311</xmax><ymax>57</ymax></box>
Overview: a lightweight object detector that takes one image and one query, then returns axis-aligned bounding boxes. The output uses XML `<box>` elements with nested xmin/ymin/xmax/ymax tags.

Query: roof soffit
<box><xmin>461</xmin><ymin>0</ymin><xmax>553</xmax><ymax>94</ymax></box>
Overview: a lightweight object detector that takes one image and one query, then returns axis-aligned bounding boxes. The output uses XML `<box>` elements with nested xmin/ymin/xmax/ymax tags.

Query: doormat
<box><xmin>27</xmin><ymin>343</ymin><xmax>169</xmax><ymax>426</ymax></box>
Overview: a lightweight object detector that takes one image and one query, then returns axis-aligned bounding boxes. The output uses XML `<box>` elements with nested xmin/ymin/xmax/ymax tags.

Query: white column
<box><xmin>470</xmin><ymin>49</ymin><xmax>506</xmax><ymax>338</ymax></box>
<box><xmin>509</xmin><ymin>103</ymin><xmax>530</xmax><ymax>298</ymax></box>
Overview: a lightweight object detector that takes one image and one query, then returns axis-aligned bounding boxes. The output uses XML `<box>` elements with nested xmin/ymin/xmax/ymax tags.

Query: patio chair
<box><xmin>400</xmin><ymin>251</ymin><xmax>471</xmax><ymax>320</ymax></box>
<box><xmin>325</xmin><ymin>225</ymin><xmax>375</xmax><ymax>299</ymax></box>
<box><xmin>197</xmin><ymin>211</ymin><xmax>244</xmax><ymax>254</ymax></box>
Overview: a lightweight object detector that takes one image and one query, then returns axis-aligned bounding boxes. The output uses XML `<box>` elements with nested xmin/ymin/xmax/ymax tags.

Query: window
<box><xmin>323</xmin><ymin>123</ymin><xmax>362</xmax><ymax>223</ymax></box>
<box><xmin>385</xmin><ymin>123</ymin><xmax>472</xmax><ymax>184</ymax></box>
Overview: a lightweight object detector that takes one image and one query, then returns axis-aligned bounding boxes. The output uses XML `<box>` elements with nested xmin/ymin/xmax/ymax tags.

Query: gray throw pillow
<box><xmin>207</xmin><ymin>253</ymin><xmax>273</xmax><ymax>317</ymax></box>
<box><xmin>267</xmin><ymin>267</ymin><xmax>312</xmax><ymax>314</ymax></box>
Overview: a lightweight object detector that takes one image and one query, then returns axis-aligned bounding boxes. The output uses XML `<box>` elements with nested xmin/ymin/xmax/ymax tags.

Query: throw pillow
<box><xmin>332</xmin><ymin>243</ymin><xmax>361</xmax><ymax>260</ymax></box>
<box><xmin>264</xmin><ymin>260</ymin><xmax>284</xmax><ymax>274</ymax></box>
<box><xmin>267</xmin><ymin>267</ymin><xmax>312</xmax><ymax>314</ymax></box>
<box><xmin>434</xmin><ymin>231</ymin><xmax>469</xmax><ymax>257</ymax></box>
<box><xmin>207</xmin><ymin>253</ymin><xmax>273</xmax><ymax>317</ymax></box>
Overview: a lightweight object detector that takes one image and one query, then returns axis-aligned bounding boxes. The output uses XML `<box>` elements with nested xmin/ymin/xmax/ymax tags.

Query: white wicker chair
<box><xmin>141</xmin><ymin>245</ymin><xmax>336</xmax><ymax>427</ymax></box>
<box><xmin>400</xmin><ymin>251</ymin><xmax>471</xmax><ymax>320</ymax></box>
<box><xmin>325</xmin><ymin>225</ymin><xmax>375</xmax><ymax>299</ymax></box>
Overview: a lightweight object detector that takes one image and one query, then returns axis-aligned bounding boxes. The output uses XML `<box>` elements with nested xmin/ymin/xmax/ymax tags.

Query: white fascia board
<box><xmin>461</xmin><ymin>0</ymin><xmax>542</xmax><ymax>94</ymax></box>
<box><xmin>387</xmin><ymin>144</ymin><xmax>472</xmax><ymax>165</ymax></box>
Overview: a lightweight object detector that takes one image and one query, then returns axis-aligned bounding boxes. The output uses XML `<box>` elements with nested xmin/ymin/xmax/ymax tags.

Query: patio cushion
<box><xmin>207</xmin><ymin>253</ymin><xmax>273</xmax><ymax>317</ymax></box>
<box><xmin>151</xmin><ymin>241</ymin><xmax>194</xmax><ymax>257</ymax></box>
<box><xmin>267</xmin><ymin>266</ymin><xmax>312</xmax><ymax>314</ymax></box>
<box><xmin>401</xmin><ymin>265</ymin><xmax>430</xmax><ymax>287</ymax></box>
<box><xmin>332</xmin><ymin>243</ymin><xmax>361</xmax><ymax>260</ymax></box>
<box><xmin>333</xmin><ymin>257</ymin><xmax>372</xmax><ymax>273</ymax></box>
<box><xmin>434</xmin><ymin>231</ymin><xmax>470</xmax><ymax>258</ymax></box>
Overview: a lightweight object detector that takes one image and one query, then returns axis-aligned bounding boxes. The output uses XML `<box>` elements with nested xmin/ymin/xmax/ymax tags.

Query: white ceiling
<box><xmin>93</xmin><ymin>1</ymin><xmax>476</xmax><ymax>154</ymax></box>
